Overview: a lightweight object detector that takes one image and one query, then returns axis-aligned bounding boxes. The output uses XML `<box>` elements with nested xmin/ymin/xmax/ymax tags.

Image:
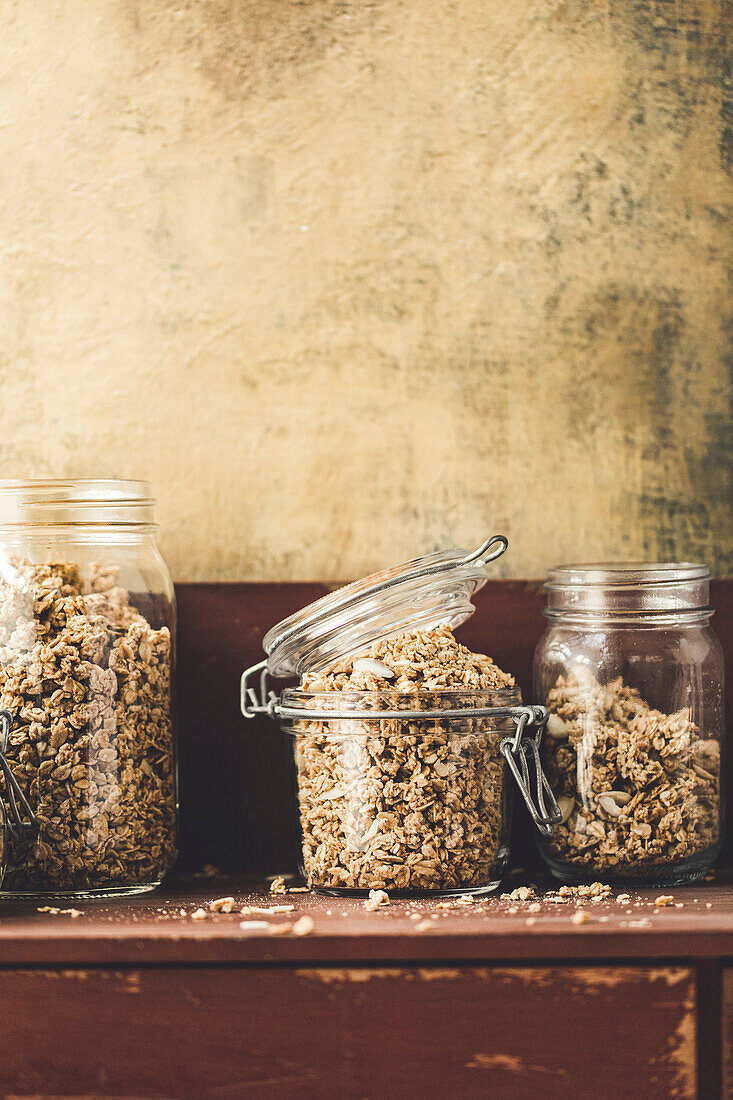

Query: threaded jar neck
<box><xmin>545</xmin><ymin>562</ymin><xmax>712</xmax><ymax>622</ymax></box>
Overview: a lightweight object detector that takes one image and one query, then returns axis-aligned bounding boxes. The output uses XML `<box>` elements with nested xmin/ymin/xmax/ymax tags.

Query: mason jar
<box><xmin>534</xmin><ymin>563</ymin><xmax>724</xmax><ymax>886</ymax></box>
<box><xmin>0</xmin><ymin>479</ymin><xmax>178</xmax><ymax>896</ymax></box>
<box><xmin>242</xmin><ymin>537</ymin><xmax>559</xmax><ymax>896</ymax></box>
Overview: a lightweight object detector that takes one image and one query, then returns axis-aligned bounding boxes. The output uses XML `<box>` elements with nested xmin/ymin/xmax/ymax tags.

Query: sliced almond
<box><xmin>545</xmin><ymin>714</ymin><xmax>572</xmax><ymax>739</ymax></box>
<box><xmin>597</xmin><ymin>791</ymin><xmax>631</xmax><ymax>817</ymax></box>
<box><xmin>352</xmin><ymin>658</ymin><xmax>395</xmax><ymax>679</ymax></box>
<box><xmin>558</xmin><ymin>795</ymin><xmax>575</xmax><ymax>824</ymax></box>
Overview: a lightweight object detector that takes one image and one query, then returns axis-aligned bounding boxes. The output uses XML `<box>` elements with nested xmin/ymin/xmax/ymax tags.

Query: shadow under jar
<box><xmin>534</xmin><ymin>563</ymin><xmax>724</xmax><ymax>887</ymax></box>
<box><xmin>0</xmin><ymin>479</ymin><xmax>178</xmax><ymax>897</ymax></box>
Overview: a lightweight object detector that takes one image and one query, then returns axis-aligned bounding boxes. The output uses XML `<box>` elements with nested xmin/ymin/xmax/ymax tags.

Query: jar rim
<box><xmin>0</xmin><ymin>479</ymin><xmax>156</xmax><ymax>527</ymax></box>
<box><xmin>282</xmin><ymin>685</ymin><xmax>522</xmax><ymax>706</ymax></box>
<box><xmin>547</xmin><ymin>562</ymin><xmax>710</xmax><ymax>586</ymax></box>
<box><xmin>545</xmin><ymin>561</ymin><xmax>711</xmax><ymax>614</ymax></box>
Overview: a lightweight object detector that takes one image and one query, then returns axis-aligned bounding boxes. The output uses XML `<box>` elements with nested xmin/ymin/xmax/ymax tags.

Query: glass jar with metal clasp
<box><xmin>241</xmin><ymin>536</ymin><xmax>560</xmax><ymax>897</ymax></box>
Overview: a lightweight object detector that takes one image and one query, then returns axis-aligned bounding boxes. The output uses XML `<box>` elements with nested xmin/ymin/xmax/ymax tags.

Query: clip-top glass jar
<box><xmin>534</xmin><ymin>563</ymin><xmax>724</xmax><ymax>886</ymax></box>
<box><xmin>242</xmin><ymin>536</ymin><xmax>560</xmax><ymax>896</ymax></box>
<box><xmin>0</xmin><ymin>479</ymin><xmax>178</xmax><ymax>896</ymax></box>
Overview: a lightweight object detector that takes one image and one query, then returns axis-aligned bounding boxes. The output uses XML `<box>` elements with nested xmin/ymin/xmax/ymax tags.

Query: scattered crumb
<box><xmin>191</xmin><ymin>908</ymin><xmax>207</xmax><ymax>920</ymax></box>
<box><xmin>293</xmin><ymin>915</ymin><xmax>315</xmax><ymax>936</ymax></box>
<box><xmin>415</xmin><ymin>919</ymin><xmax>434</xmax><ymax>932</ymax></box>
<box><xmin>502</xmin><ymin>886</ymin><xmax>535</xmax><ymax>902</ymax></box>
<box><xmin>268</xmin><ymin>923</ymin><xmax>293</xmax><ymax>935</ymax></box>
<box><xmin>37</xmin><ymin>906</ymin><xmax>82</xmax><ymax>917</ymax></box>
<box><xmin>363</xmin><ymin>889</ymin><xmax>390</xmax><ymax>911</ymax></box>
<box><xmin>527</xmin><ymin>903</ymin><xmax>541</xmax><ymax>913</ymax></box>
<box><xmin>288</xmin><ymin>886</ymin><xmax>310</xmax><ymax>893</ymax></box>
<box><xmin>655</xmin><ymin>895</ymin><xmax>674</xmax><ymax>907</ymax></box>
<box><xmin>616</xmin><ymin>893</ymin><xmax>632</xmax><ymax>904</ymax></box>
<box><xmin>454</xmin><ymin>894</ymin><xmax>475</xmax><ymax>905</ymax></box>
<box><xmin>525</xmin><ymin>917</ymin><xmax>537</xmax><ymax>926</ymax></box>
<box><xmin>628</xmin><ymin>918</ymin><xmax>651</xmax><ymax>929</ymax></box>
<box><xmin>706</xmin><ymin>902</ymin><xmax>713</xmax><ymax>909</ymax></box>
<box><xmin>571</xmin><ymin>911</ymin><xmax>590</xmax><ymax>925</ymax></box>
<box><xmin>269</xmin><ymin>876</ymin><xmax>288</xmax><ymax>894</ymax></box>
<box><xmin>238</xmin><ymin>920</ymin><xmax>270</xmax><ymax>931</ymax></box>
<box><xmin>507</xmin><ymin>906</ymin><xmax>518</xmax><ymax>914</ymax></box>
<box><xmin>268</xmin><ymin>904</ymin><xmax>296</xmax><ymax>914</ymax></box>
<box><xmin>209</xmin><ymin>896</ymin><xmax>236</xmax><ymax>913</ymax></box>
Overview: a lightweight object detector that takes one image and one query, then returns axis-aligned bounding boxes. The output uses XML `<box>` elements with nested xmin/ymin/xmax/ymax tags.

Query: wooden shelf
<box><xmin>1</xmin><ymin>874</ymin><xmax>732</xmax><ymax>966</ymax></box>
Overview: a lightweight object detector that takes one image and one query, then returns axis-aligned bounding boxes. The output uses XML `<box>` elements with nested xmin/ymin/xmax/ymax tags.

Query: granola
<box><xmin>292</xmin><ymin>624</ymin><xmax>516</xmax><ymax>893</ymax></box>
<box><xmin>542</xmin><ymin>671</ymin><xmax>720</xmax><ymax>876</ymax></box>
<box><xmin>0</xmin><ymin>560</ymin><xmax>176</xmax><ymax>892</ymax></box>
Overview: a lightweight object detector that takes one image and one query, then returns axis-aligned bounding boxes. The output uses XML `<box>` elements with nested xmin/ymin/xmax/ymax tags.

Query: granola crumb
<box><xmin>292</xmin><ymin>915</ymin><xmax>315</xmax><ymax>936</ymax></box>
<box><xmin>527</xmin><ymin>902</ymin><xmax>541</xmax><ymax>913</ymax></box>
<box><xmin>238</xmin><ymin>920</ymin><xmax>270</xmax><ymax>931</ymax></box>
<box><xmin>616</xmin><ymin>893</ymin><xmax>632</xmax><ymax>904</ymax></box>
<box><xmin>502</xmin><ymin>886</ymin><xmax>536</xmax><ymax>902</ymax></box>
<box><xmin>363</xmin><ymin>889</ymin><xmax>390</xmax><ymax>911</ymax></box>
<box><xmin>209</xmin><ymin>896</ymin><xmax>236</xmax><ymax>913</ymax></box>
<box><xmin>268</xmin><ymin>923</ymin><xmax>294</xmax><ymax>935</ymax></box>
<box><xmin>269</xmin><ymin>876</ymin><xmax>288</xmax><ymax>894</ymax></box>
<box><xmin>628</xmin><ymin>918</ymin><xmax>651</xmax><ymax>928</ymax></box>
<box><xmin>571</xmin><ymin>910</ymin><xmax>590</xmax><ymax>924</ymax></box>
<box><xmin>191</xmin><ymin>908</ymin><xmax>207</xmax><ymax>920</ymax></box>
<box><xmin>655</xmin><ymin>895</ymin><xmax>674</xmax><ymax>907</ymax></box>
<box><xmin>525</xmin><ymin>917</ymin><xmax>537</xmax><ymax>926</ymax></box>
<box><xmin>415</xmin><ymin>919</ymin><xmax>434</xmax><ymax>932</ymax></box>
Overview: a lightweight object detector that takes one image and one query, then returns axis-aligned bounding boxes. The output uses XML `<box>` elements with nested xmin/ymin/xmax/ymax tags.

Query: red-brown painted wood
<box><xmin>0</xmin><ymin>877</ymin><xmax>730</xmax><ymax>966</ymax></box>
<box><xmin>0</xmin><ymin>964</ymin><xmax>695</xmax><ymax>1099</ymax></box>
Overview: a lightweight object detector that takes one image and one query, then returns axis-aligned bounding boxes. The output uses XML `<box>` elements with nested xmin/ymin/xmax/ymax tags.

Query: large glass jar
<box><xmin>0</xmin><ymin>480</ymin><xmax>177</xmax><ymax>897</ymax></box>
<box><xmin>534</xmin><ymin>563</ymin><xmax>724</xmax><ymax>886</ymax></box>
<box><xmin>242</xmin><ymin>537</ymin><xmax>559</xmax><ymax>896</ymax></box>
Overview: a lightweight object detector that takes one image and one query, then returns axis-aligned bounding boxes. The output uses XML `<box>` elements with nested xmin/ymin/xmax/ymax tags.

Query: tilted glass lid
<box><xmin>262</xmin><ymin>535</ymin><xmax>509</xmax><ymax>677</ymax></box>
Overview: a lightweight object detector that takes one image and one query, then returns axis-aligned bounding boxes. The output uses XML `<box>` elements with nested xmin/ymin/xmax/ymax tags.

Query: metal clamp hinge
<box><xmin>500</xmin><ymin>708</ymin><xmax>562</xmax><ymax>837</ymax></box>
<box><xmin>0</xmin><ymin>710</ymin><xmax>39</xmax><ymax>840</ymax></box>
<box><xmin>240</xmin><ymin>661</ymin><xmax>280</xmax><ymax>719</ymax></box>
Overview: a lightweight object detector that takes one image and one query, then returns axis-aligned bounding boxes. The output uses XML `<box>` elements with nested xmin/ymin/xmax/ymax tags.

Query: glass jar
<box><xmin>534</xmin><ymin>563</ymin><xmax>724</xmax><ymax>886</ymax></box>
<box><xmin>0</xmin><ymin>479</ymin><xmax>178</xmax><ymax>897</ymax></box>
<box><xmin>242</xmin><ymin>537</ymin><xmax>559</xmax><ymax>896</ymax></box>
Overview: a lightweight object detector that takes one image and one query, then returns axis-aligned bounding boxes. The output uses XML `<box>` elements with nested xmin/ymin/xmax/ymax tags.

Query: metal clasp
<box><xmin>240</xmin><ymin>660</ymin><xmax>280</xmax><ymax>719</ymax></box>
<box><xmin>0</xmin><ymin>710</ymin><xmax>38</xmax><ymax>840</ymax></box>
<box><xmin>500</xmin><ymin>707</ymin><xmax>562</xmax><ymax>837</ymax></box>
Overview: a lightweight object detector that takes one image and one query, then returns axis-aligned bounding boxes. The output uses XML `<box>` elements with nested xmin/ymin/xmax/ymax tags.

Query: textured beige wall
<box><xmin>0</xmin><ymin>0</ymin><xmax>731</xmax><ymax>580</ymax></box>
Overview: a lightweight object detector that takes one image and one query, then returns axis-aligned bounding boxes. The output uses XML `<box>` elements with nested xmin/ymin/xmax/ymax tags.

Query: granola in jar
<box><xmin>244</xmin><ymin>537</ymin><xmax>559</xmax><ymax>896</ymax></box>
<box><xmin>541</xmin><ymin>671</ymin><xmax>720</xmax><ymax>877</ymax></box>
<box><xmin>0</xmin><ymin>478</ymin><xmax>177</xmax><ymax>897</ymax></box>
<box><xmin>534</xmin><ymin>561</ymin><xmax>724</xmax><ymax>885</ymax></box>
<box><xmin>291</xmin><ymin>625</ymin><xmax>519</xmax><ymax>893</ymax></box>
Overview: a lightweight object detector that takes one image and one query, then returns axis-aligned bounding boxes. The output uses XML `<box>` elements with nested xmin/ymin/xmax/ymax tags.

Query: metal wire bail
<box><xmin>0</xmin><ymin>710</ymin><xmax>39</xmax><ymax>840</ymax></box>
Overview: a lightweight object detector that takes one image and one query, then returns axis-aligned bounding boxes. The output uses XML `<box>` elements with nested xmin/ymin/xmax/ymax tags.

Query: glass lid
<box><xmin>263</xmin><ymin>535</ymin><xmax>509</xmax><ymax>677</ymax></box>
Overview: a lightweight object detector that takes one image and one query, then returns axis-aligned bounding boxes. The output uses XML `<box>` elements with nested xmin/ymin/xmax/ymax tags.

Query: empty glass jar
<box><xmin>0</xmin><ymin>479</ymin><xmax>178</xmax><ymax>896</ymax></box>
<box><xmin>534</xmin><ymin>563</ymin><xmax>724</xmax><ymax>886</ymax></box>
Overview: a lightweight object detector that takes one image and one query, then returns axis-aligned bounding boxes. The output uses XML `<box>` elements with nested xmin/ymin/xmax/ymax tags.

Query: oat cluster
<box><xmin>0</xmin><ymin>560</ymin><xmax>176</xmax><ymax>891</ymax></box>
<box><xmin>542</xmin><ymin>671</ymin><xmax>720</xmax><ymax>876</ymax></box>
<box><xmin>294</xmin><ymin>625</ymin><xmax>516</xmax><ymax>893</ymax></box>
